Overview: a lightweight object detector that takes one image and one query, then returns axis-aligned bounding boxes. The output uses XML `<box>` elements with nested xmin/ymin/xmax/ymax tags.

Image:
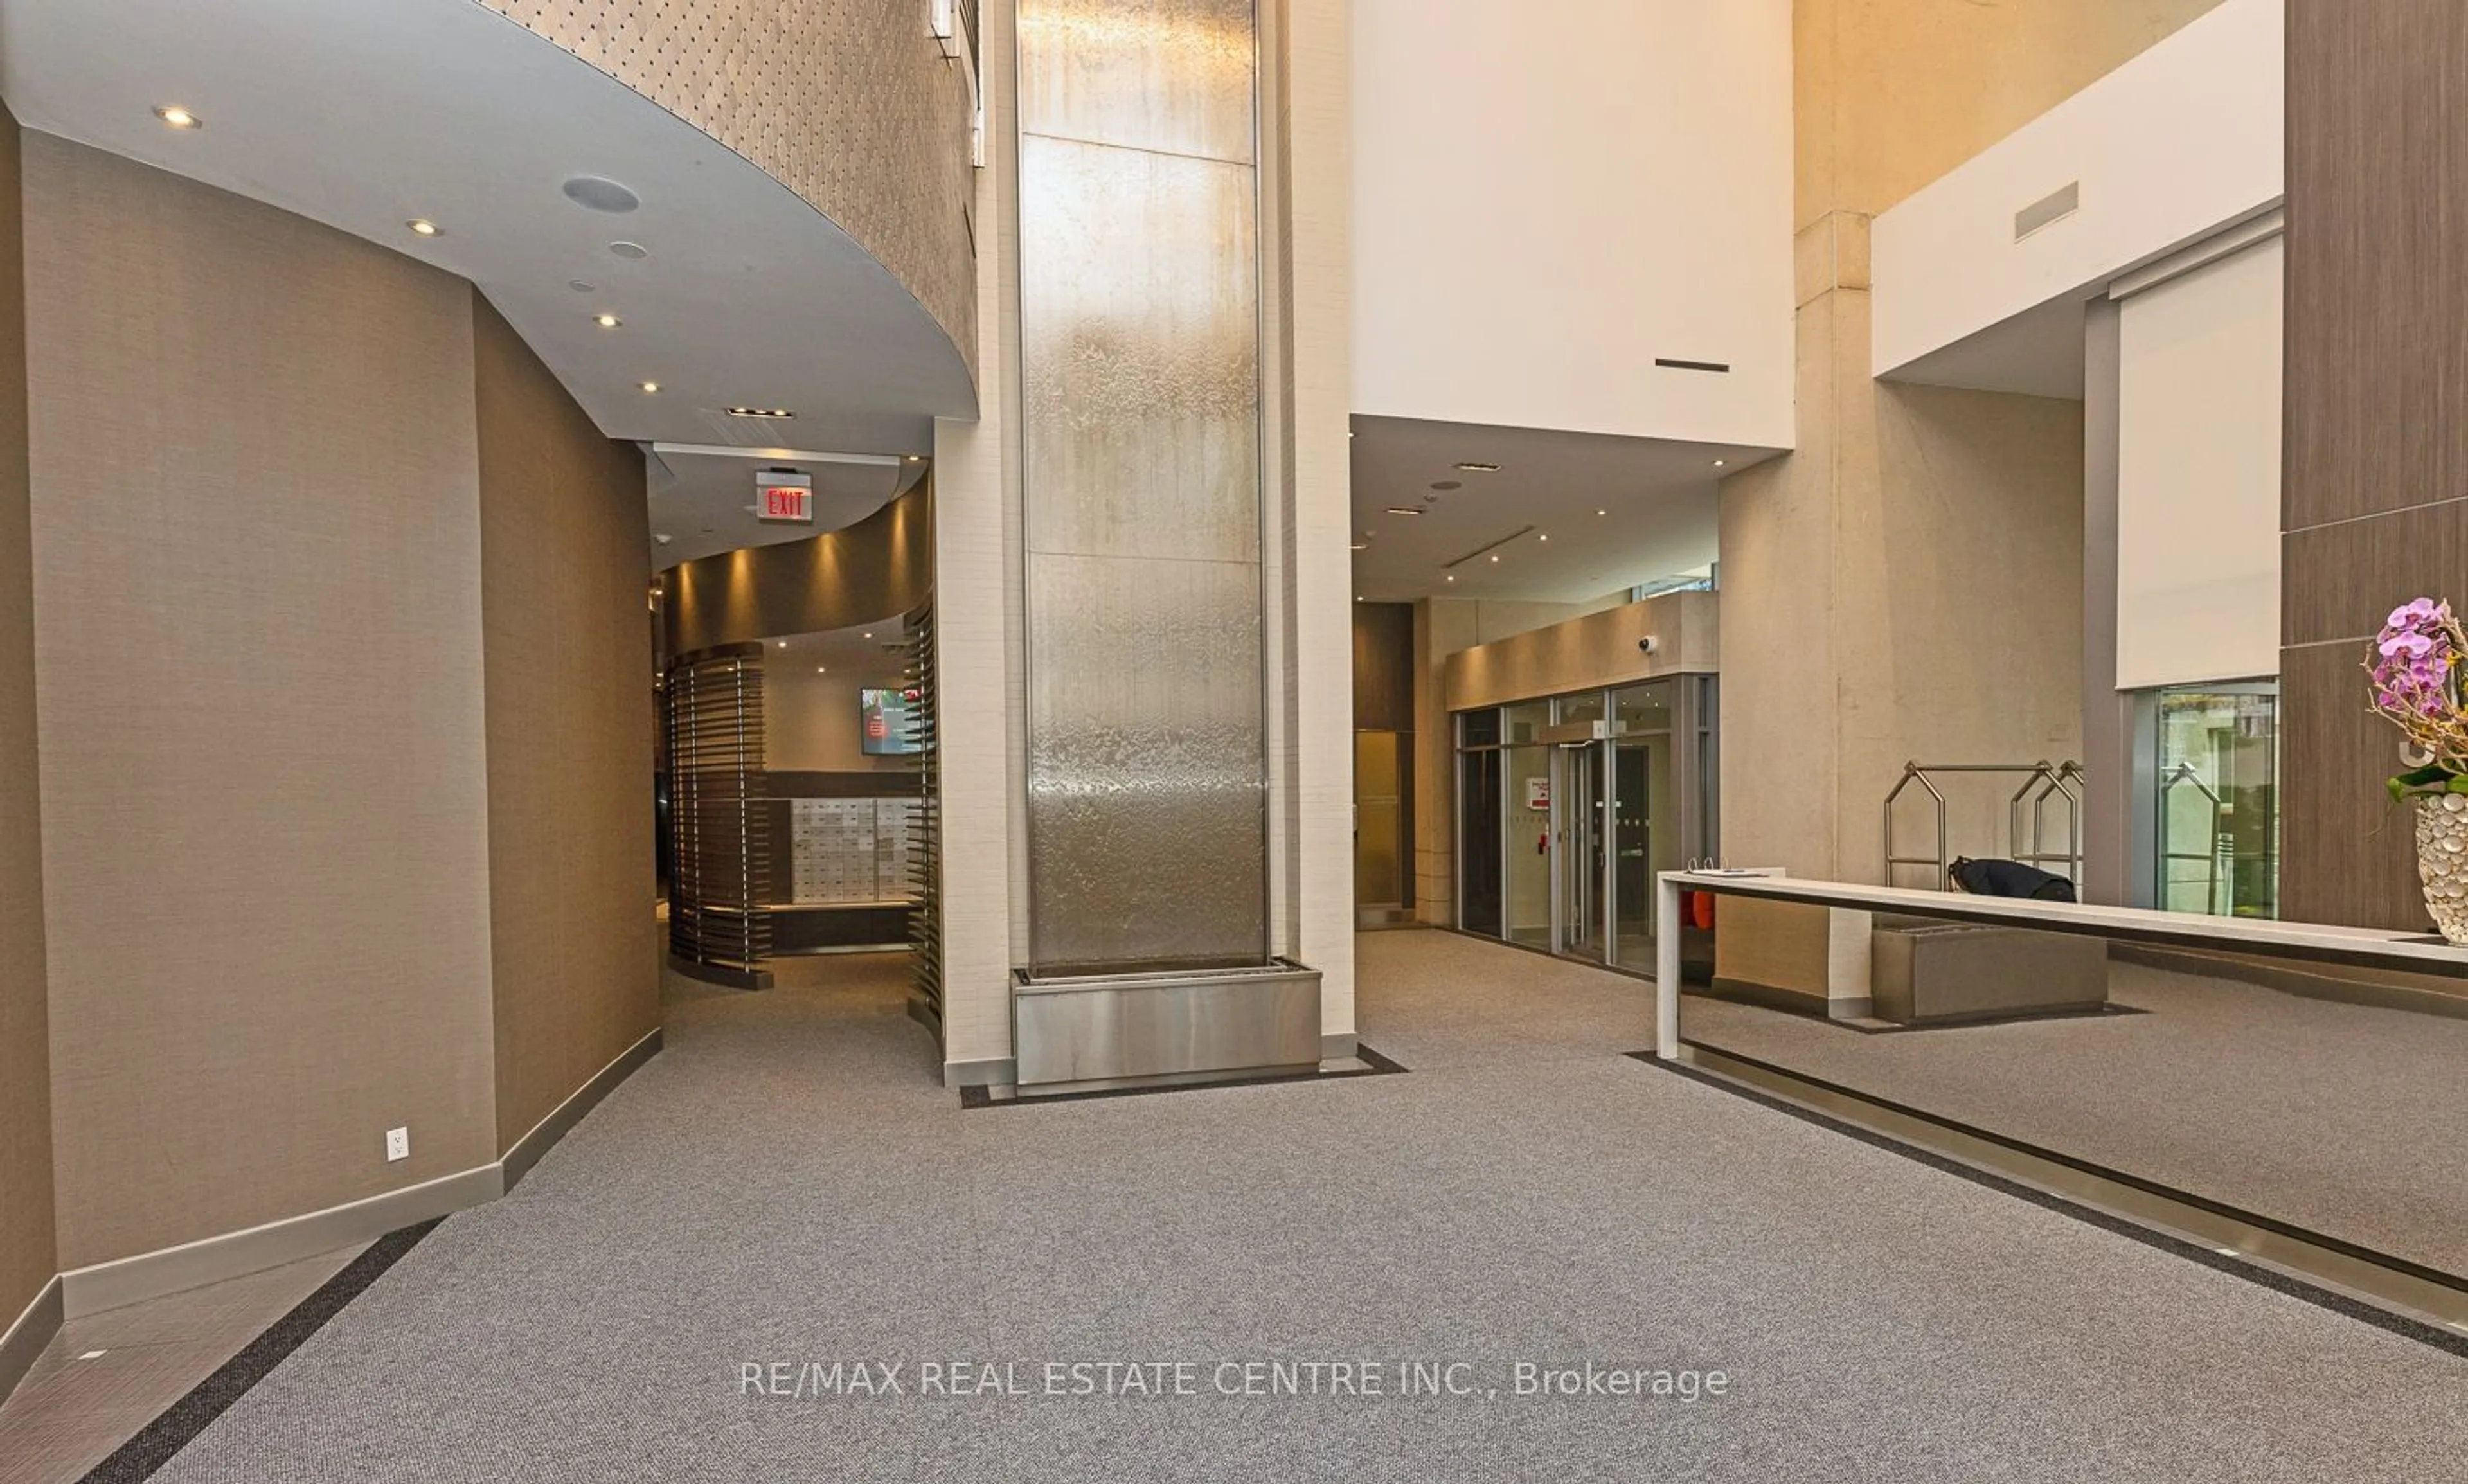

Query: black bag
<box><xmin>1949</xmin><ymin>856</ymin><xmax>2077</xmax><ymax>902</ymax></box>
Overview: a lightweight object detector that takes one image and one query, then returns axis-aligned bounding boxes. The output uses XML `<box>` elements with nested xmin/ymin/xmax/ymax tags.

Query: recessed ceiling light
<box><xmin>816</xmin><ymin>666</ymin><xmax>828</xmax><ymax>673</ymax></box>
<box><xmin>726</xmin><ymin>407</ymin><xmax>795</xmax><ymax>420</ymax></box>
<box><xmin>1445</xmin><ymin>574</ymin><xmax>1454</xmax><ymax>582</ymax></box>
<box><xmin>562</xmin><ymin>175</ymin><xmax>641</xmax><ymax>213</ymax></box>
<box><xmin>153</xmin><ymin>105</ymin><xmax>202</xmax><ymax>130</ymax></box>
<box><xmin>1349</xmin><ymin>542</ymin><xmax>1368</xmax><ymax>551</ymax></box>
<box><xmin>406</xmin><ymin>219</ymin><xmax>442</xmax><ymax>237</ymax></box>
<box><xmin>775</xmin><ymin>641</ymin><xmax>787</xmax><ymax>648</ymax></box>
<box><xmin>1382</xmin><ymin>506</ymin><xmax>1424</xmax><ymax>517</ymax></box>
<box><xmin>1596</xmin><ymin>508</ymin><xmax>1607</xmax><ymax>516</ymax></box>
<box><xmin>1453</xmin><ymin>461</ymin><xmax>1500</xmax><ymax>472</ymax></box>
<box><xmin>593</xmin><ymin>312</ymin><xmax>623</xmax><ymax>329</ymax></box>
<box><xmin>1490</xmin><ymin>554</ymin><xmax>1499</xmax><ymax>563</ymax></box>
<box><xmin>863</xmin><ymin>632</ymin><xmax>873</xmax><ymax>639</ymax></box>
<box><xmin>1430</xmin><ymin>480</ymin><xmax>1463</xmax><ymax>492</ymax></box>
<box><xmin>1539</xmin><ymin>533</ymin><xmax>1549</xmax><ymax>541</ymax></box>
<box><xmin>654</xmin><ymin>533</ymin><xmax>672</xmax><ymax>544</ymax></box>
<box><xmin>609</xmin><ymin>241</ymin><xmax>650</xmax><ymax>260</ymax></box>
<box><xmin>1713</xmin><ymin>458</ymin><xmax>1727</xmax><ymax>468</ymax></box>
<box><xmin>904</xmin><ymin>454</ymin><xmax>925</xmax><ymax>463</ymax></box>
<box><xmin>1355</xmin><ymin>595</ymin><xmax>1364</xmax><ymax>602</ymax></box>
<box><xmin>569</xmin><ymin>280</ymin><xmax>597</xmax><ymax>293</ymax></box>
<box><xmin>638</xmin><ymin>381</ymin><xmax>659</xmax><ymax>394</ymax></box>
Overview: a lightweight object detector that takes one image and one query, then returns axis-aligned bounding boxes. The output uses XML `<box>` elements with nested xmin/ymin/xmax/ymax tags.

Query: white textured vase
<box><xmin>2415</xmin><ymin>794</ymin><xmax>2468</xmax><ymax>943</ymax></box>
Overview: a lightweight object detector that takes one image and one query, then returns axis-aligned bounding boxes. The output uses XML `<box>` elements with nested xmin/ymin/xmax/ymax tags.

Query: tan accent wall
<box><xmin>1710</xmin><ymin>897</ymin><xmax>1832</xmax><ymax>1003</ymax></box>
<box><xmin>1718</xmin><ymin>0</ymin><xmax>2216</xmax><ymax>882</ymax></box>
<box><xmin>661</xmin><ymin>485</ymin><xmax>933</xmax><ymax>656</ymax></box>
<box><xmin>0</xmin><ymin>101</ymin><xmax>56</xmax><ymax>1331</ymax></box>
<box><xmin>472</xmin><ymin>298</ymin><xmax>659</xmax><ymax>1153</ymax></box>
<box><xmin>24</xmin><ymin>136</ymin><xmax>499</xmax><ymax>1266</ymax></box>
<box><xmin>1794</xmin><ymin>0</ymin><xmax>2230</xmax><ymax>228</ymax></box>
<box><xmin>478</xmin><ymin>0</ymin><xmax>978</xmax><ymax>377</ymax></box>
<box><xmin>1442</xmin><ymin>594</ymin><xmax>1718</xmax><ymax>714</ymax></box>
<box><xmin>767</xmin><ymin>663</ymin><xmax>917</xmax><ymax>775</ymax></box>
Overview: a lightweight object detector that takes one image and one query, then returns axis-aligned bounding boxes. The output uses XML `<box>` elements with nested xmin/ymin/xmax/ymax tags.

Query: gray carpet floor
<box><xmin>150</xmin><ymin>932</ymin><xmax>2467</xmax><ymax>1482</ymax></box>
<box><xmin>1686</xmin><ymin>958</ymin><xmax>2468</xmax><ymax>1279</ymax></box>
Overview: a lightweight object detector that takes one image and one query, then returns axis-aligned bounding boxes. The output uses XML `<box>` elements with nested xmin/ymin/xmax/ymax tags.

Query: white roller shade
<box><xmin>2115</xmin><ymin>233</ymin><xmax>2284</xmax><ymax>690</ymax></box>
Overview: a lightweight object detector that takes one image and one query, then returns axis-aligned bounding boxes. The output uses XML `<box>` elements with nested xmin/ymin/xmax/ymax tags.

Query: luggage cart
<box><xmin>1882</xmin><ymin>760</ymin><xmax>2086</xmax><ymax>890</ymax></box>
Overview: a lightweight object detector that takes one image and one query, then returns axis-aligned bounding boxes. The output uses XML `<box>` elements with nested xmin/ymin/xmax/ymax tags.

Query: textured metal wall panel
<box><xmin>1019</xmin><ymin>0</ymin><xmax>1257</xmax><ymax>162</ymax></box>
<box><xmin>1018</xmin><ymin>0</ymin><xmax>1266</xmax><ymax>974</ymax></box>
<box><xmin>1014</xmin><ymin>967</ymin><xmax>1320</xmax><ymax>1084</ymax></box>
<box><xmin>1019</xmin><ymin>136</ymin><xmax>1260</xmax><ymax>564</ymax></box>
<box><xmin>1026</xmin><ymin>553</ymin><xmax>1264</xmax><ymax>969</ymax></box>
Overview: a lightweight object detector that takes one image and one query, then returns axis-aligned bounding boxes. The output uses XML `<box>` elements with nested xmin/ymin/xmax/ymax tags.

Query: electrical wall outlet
<box><xmin>385</xmin><ymin>1126</ymin><xmax>410</xmax><ymax>1163</ymax></box>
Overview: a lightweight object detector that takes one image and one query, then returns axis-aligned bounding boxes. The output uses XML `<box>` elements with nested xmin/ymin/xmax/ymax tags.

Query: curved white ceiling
<box><xmin>0</xmin><ymin>0</ymin><xmax>979</xmax><ymax>462</ymax></box>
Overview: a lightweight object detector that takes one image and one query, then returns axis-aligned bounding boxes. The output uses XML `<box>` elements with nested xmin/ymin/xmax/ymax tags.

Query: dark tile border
<box><xmin>961</xmin><ymin>1044</ymin><xmax>1407</xmax><ymax>1109</ymax></box>
<box><xmin>1630</xmin><ymin>1052</ymin><xmax>2468</xmax><ymax>1360</ymax></box>
<box><xmin>79</xmin><ymin>1219</ymin><xmax>443</xmax><ymax>1483</ymax></box>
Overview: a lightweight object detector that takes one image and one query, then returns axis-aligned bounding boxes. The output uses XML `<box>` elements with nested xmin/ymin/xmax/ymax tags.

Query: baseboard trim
<box><xmin>61</xmin><ymin>1165</ymin><xmax>502</xmax><ymax>1320</ymax></box>
<box><xmin>59</xmin><ymin>1027</ymin><xmax>664</xmax><ymax>1319</ymax></box>
<box><xmin>943</xmin><ymin>1055</ymin><xmax>1015</xmax><ymax>1089</ymax></box>
<box><xmin>0</xmin><ymin>1273</ymin><xmax>62</xmax><ymax>1406</ymax></box>
<box><xmin>502</xmin><ymin>1027</ymin><xmax>663</xmax><ymax>1191</ymax></box>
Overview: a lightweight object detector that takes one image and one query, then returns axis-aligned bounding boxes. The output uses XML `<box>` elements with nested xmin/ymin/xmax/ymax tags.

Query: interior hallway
<box><xmin>28</xmin><ymin>933</ymin><xmax>2467</xmax><ymax>1481</ymax></box>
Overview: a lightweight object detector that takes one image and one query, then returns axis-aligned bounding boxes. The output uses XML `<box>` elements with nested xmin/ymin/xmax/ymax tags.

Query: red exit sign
<box><xmin>757</xmin><ymin>471</ymin><xmax>812</xmax><ymax>523</ymax></box>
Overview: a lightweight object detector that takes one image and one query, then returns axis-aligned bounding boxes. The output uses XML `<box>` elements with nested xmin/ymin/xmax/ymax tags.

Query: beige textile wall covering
<box><xmin>24</xmin><ymin>136</ymin><xmax>499</xmax><ymax>1267</ymax></box>
<box><xmin>472</xmin><ymin>296</ymin><xmax>659</xmax><ymax>1153</ymax></box>
<box><xmin>0</xmin><ymin>100</ymin><xmax>57</xmax><ymax>1329</ymax></box>
<box><xmin>478</xmin><ymin>0</ymin><xmax>978</xmax><ymax>374</ymax></box>
<box><xmin>1717</xmin><ymin>0</ymin><xmax>2222</xmax><ymax>881</ymax></box>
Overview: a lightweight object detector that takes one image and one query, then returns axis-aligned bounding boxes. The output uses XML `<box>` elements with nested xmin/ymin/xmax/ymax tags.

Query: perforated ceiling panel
<box><xmin>479</xmin><ymin>0</ymin><xmax>976</xmax><ymax>373</ymax></box>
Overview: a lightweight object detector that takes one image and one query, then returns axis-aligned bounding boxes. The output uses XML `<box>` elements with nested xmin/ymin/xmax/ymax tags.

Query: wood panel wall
<box><xmin>1354</xmin><ymin>602</ymin><xmax>1415</xmax><ymax>911</ymax></box>
<box><xmin>2282</xmin><ymin>0</ymin><xmax>2468</xmax><ymax>927</ymax></box>
<box><xmin>1352</xmin><ymin>601</ymin><xmax>1414</xmax><ymax>732</ymax></box>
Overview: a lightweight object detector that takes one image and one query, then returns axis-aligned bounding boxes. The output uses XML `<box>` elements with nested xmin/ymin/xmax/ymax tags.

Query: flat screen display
<box><xmin>860</xmin><ymin>687</ymin><xmax>923</xmax><ymax>756</ymax></box>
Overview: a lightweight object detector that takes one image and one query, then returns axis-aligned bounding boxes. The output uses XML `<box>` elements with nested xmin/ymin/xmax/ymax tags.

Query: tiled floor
<box><xmin>0</xmin><ymin>1245</ymin><xmax>367</xmax><ymax>1484</ymax></box>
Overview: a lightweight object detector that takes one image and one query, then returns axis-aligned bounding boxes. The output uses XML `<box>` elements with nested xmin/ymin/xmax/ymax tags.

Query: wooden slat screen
<box><xmin>666</xmin><ymin>643</ymin><xmax>773</xmax><ymax>974</ymax></box>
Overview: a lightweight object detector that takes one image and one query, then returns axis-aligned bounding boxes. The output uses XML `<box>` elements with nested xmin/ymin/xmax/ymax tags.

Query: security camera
<box><xmin>1636</xmin><ymin>636</ymin><xmax>1659</xmax><ymax>654</ymax></box>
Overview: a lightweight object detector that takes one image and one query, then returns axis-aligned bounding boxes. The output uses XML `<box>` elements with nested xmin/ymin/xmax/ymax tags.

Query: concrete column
<box><xmin>931</xmin><ymin>0</ymin><xmax>1021</xmax><ymax>1085</ymax></box>
<box><xmin>1716</xmin><ymin>0</ymin><xmax>2222</xmax><ymax>884</ymax></box>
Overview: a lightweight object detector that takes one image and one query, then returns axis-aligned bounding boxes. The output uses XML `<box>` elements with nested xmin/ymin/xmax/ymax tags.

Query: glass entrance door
<box><xmin>2152</xmin><ymin>685</ymin><xmax>2279</xmax><ymax>918</ymax></box>
<box><xmin>1610</xmin><ymin>740</ymin><xmax>1654</xmax><ymax>966</ymax></box>
<box><xmin>1556</xmin><ymin>744</ymin><xmax>1607</xmax><ymax>960</ymax></box>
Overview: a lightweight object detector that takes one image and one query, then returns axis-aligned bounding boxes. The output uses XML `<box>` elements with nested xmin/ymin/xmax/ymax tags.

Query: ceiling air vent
<box><xmin>698</xmin><ymin>407</ymin><xmax>798</xmax><ymax>447</ymax></box>
<box><xmin>2015</xmin><ymin>182</ymin><xmax>2080</xmax><ymax>242</ymax></box>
